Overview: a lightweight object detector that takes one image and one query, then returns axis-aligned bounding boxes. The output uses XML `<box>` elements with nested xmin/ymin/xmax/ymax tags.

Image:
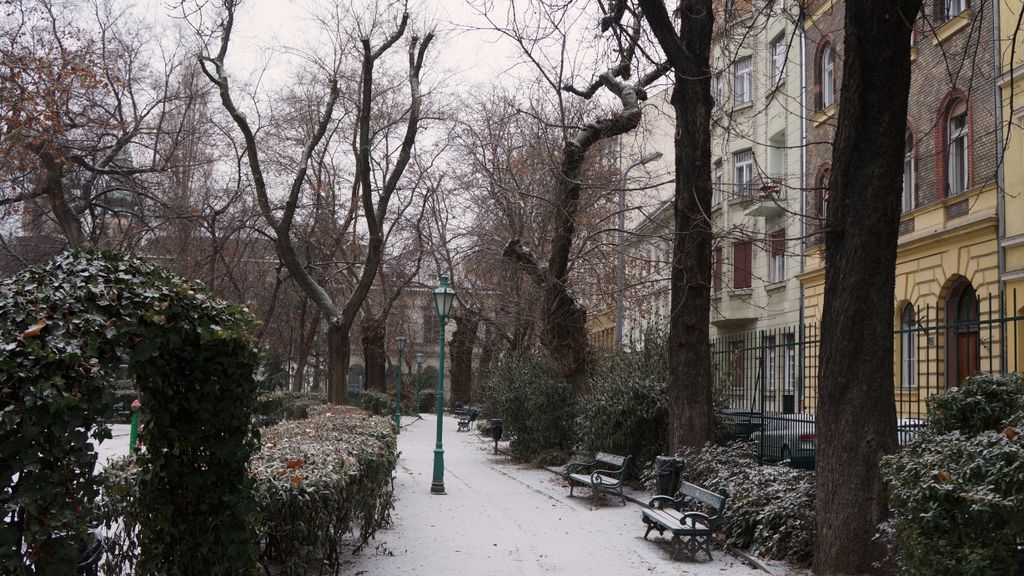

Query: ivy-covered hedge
<box><xmin>479</xmin><ymin>354</ymin><xmax>575</xmax><ymax>461</ymax></box>
<box><xmin>676</xmin><ymin>442</ymin><xmax>816</xmax><ymax>563</ymax></box>
<box><xmin>883</xmin><ymin>373</ymin><xmax>1024</xmax><ymax>576</ymax></box>
<box><xmin>251</xmin><ymin>406</ymin><xmax>397</xmax><ymax>574</ymax></box>
<box><xmin>99</xmin><ymin>406</ymin><xmax>397</xmax><ymax>575</ymax></box>
<box><xmin>577</xmin><ymin>337</ymin><xmax>668</xmax><ymax>479</ymax></box>
<box><xmin>361</xmin><ymin>390</ymin><xmax>394</xmax><ymax>418</ymax></box>
<box><xmin>1</xmin><ymin>250</ymin><xmax>260</xmax><ymax>575</ymax></box>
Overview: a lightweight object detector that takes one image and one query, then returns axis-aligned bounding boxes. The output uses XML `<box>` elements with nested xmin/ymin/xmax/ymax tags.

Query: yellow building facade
<box><xmin>999</xmin><ymin>0</ymin><xmax>1024</xmax><ymax>372</ymax></box>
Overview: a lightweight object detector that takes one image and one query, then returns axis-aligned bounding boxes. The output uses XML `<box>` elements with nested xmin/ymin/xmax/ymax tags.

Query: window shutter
<box><xmin>771</xmin><ymin>231</ymin><xmax>786</xmax><ymax>256</ymax></box>
<box><xmin>714</xmin><ymin>247</ymin><xmax>723</xmax><ymax>292</ymax></box>
<box><xmin>734</xmin><ymin>242</ymin><xmax>752</xmax><ymax>289</ymax></box>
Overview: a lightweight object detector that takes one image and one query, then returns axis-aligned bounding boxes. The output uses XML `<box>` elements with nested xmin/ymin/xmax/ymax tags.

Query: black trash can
<box><xmin>490</xmin><ymin>419</ymin><xmax>503</xmax><ymax>441</ymax></box>
<box><xmin>654</xmin><ymin>456</ymin><xmax>684</xmax><ymax>496</ymax></box>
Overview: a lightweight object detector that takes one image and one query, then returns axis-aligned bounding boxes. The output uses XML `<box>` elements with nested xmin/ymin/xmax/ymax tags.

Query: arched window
<box><xmin>820</xmin><ymin>43</ymin><xmax>835</xmax><ymax>109</ymax></box>
<box><xmin>946</xmin><ymin>278</ymin><xmax>979</xmax><ymax>386</ymax></box>
<box><xmin>900</xmin><ymin>303</ymin><xmax>917</xmax><ymax>388</ymax></box>
<box><xmin>947</xmin><ymin>99</ymin><xmax>969</xmax><ymax>196</ymax></box>
<box><xmin>903</xmin><ymin>126</ymin><xmax>915</xmax><ymax>212</ymax></box>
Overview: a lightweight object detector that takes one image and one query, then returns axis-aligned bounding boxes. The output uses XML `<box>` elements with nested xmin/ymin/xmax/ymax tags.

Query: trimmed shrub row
<box><xmin>253</xmin><ymin>391</ymin><xmax>326</xmax><ymax>428</ymax></box>
<box><xmin>98</xmin><ymin>406</ymin><xmax>397</xmax><ymax>575</ymax></box>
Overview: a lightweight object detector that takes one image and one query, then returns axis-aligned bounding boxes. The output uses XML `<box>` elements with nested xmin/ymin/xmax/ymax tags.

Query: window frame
<box><xmin>900</xmin><ymin>302</ymin><xmax>917</xmax><ymax>389</ymax></box>
<box><xmin>734</xmin><ymin>56</ymin><xmax>753</xmax><ymax>105</ymax></box>
<box><xmin>903</xmin><ymin>126</ymin><xmax>916</xmax><ymax>212</ymax></box>
<box><xmin>821</xmin><ymin>43</ymin><xmax>835</xmax><ymax>109</ymax></box>
<box><xmin>770</xmin><ymin>34</ymin><xmax>787</xmax><ymax>88</ymax></box>
<box><xmin>948</xmin><ymin>108</ymin><xmax>968</xmax><ymax>196</ymax></box>
<box><xmin>734</xmin><ymin>149</ymin><xmax>754</xmax><ymax>198</ymax></box>
<box><xmin>769</xmin><ymin>230</ymin><xmax>786</xmax><ymax>283</ymax></box>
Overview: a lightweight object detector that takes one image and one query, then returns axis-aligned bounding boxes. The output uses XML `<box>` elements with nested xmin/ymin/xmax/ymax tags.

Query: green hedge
<box><xmin>361</xmin><ymin>390</ymin><xmax>394</xmax><ymax>418</ymax></box>
<box><xmin>676</xmin><ymin>442</ymin><xmax>816</xmax><ymax>563</ymax></box>
<box><xmin>577</xmin><ymin>338</ymin><xmax>668</xmax><ymax>479</ymax></box>
<box><xmin>252</xmin><ymin>406</ymin><xmax>397</xmax><ymax>574</ymax></box>
<box><xmin>479</xmin><ymin>354</ymin><xmax>575</xmax><ymax>461</ymax></box>
<box><xmin>883</xmin><ymin>373</ymin><xmax>1024</xmax><ymax>575</ymax></box>
<box><xmin>1</xmin><ymin>250</ymin><xmax>260</xmax><ymax>575</ymax></box>
<box><xmin>100</xmin><ymin>406</ymin><xmax>398</xmax><ymax>575</ymax></box>
<box><xmin>253</xmin><ymin>391</ymin><xmax>326</xmax><ymax>428</ymax></box>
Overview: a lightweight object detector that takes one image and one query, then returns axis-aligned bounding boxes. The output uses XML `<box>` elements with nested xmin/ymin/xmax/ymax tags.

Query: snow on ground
<box><xmin>94</xmin><ymin>424</ymin><xmax>132</xmax><ymax>472</ymax></box>
<box><xmin>343</xmin><ymin>413</ymin><xmax>784</xmax><ymax>576</ymax></box>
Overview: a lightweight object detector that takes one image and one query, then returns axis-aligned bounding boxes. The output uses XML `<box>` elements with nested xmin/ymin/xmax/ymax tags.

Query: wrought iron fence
<box><xmin>712</xmin><ymin>289</ymin><xmax>1023</xmax><ymax>469</ymax></box>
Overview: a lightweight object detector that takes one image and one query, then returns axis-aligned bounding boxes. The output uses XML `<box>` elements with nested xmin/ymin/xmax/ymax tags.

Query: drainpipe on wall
<box><xmin>993</xmin><ymin>0</ymin><xmax>1007</xmax><ymax>300</ymax></box>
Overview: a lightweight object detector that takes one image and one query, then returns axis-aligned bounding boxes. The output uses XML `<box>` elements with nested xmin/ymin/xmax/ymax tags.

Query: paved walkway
<box><xmin>342</xmin><ymin>413</ymin><xmax>778</xmax><ymax>576</ymax></box>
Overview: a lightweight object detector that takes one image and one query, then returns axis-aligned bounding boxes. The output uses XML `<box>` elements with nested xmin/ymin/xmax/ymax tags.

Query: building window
<box><xmin>819</xmin><ymin>43</ymin><xmax>835</xmax><ymax>110</ymax></box>
<box><xmin>900</xmin><ymin>302</ymin><xmax>917</xmax><ymax>389</ymax></box>
<box><xmin>734</xmin><ymin>56</ymin><xmax>752</xmax><ymax>105</ymax></box>
<box><xmin>731</xmin><ymin>340</ymin><xmax>746</xmax><ymax>388</ymax></box>
<box><xmin>769</xmin><ymin>230</ymin><xmax>786</xmax><ymax>283</ymax></box>
<box><xmin>938</xmin><ymin>0</ymin><xmax>968</xmax><ymax>21</ymax></box>
<box><xmin>734</xmin><ymin>149</ymin><xmax>754</xmax><ymax>198</ymax></box>
<box><xmin>713</xmin><ymin>160</ymin><xmax>723</xmax><ymax>205</ymax></box>
<box><xmin>770</xmin><ymin>35</ymin><xmax>787</xmax><ymax>88</ymax></box>
<box><xmin>948</xmin><ymin>104</ymin><xmax>968</xmax><ymax>196</ymax></box>
<box><xmin>903</xmin><ymin>127</ymin><xmax>915</xmax><ymax>212</ymax></box>
<box><xmin>814</xmin><ymin>167</ymin><xmax>830</xmax><ymax>236</ymax></box>
<box><xmin>733</xmin><ymin>241</ymin><xmax>752</xmax><ymax>289</ymax></box>
<box><xmin>714</xmin><ymin>72</ymin><xmax>724</xmax><ymax>110</ymax></box>
<box><xmin>713</xmin><ymin>246</ymin><xmax>723</xmax><ymax>293</ymax></box>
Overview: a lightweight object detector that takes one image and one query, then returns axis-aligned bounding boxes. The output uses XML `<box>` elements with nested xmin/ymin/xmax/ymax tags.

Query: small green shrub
<box><xmin>362</xmin><ymin>390</ymin><xmax>394</xmax><ymax>418</ymax></box>
<box><xmin>253</xmin><ymin>391</ymin><xmax>326</xmax><ymax>428</ymax></box>
<box><xmin>676</xmin><ymin>442</ymin><xmax>816</xmax><ymax>563</ymax></box>
<box><xmin>252</xmin><ymin>406</ymin><xmax>397</xmax><ymax>574</ymax></box>
<box><xmin>928</xmin><ymin>373</ymin><xmax>1024</xmax><ymax>435</ymax></box>
<box><xmin>883</xmin><ymin>373</ymin><xmax>1024</xmax><ymax>576</ymax></box>
<box><xmin>577</xmin><ymin>333</ymin><xmax>668</xmax><ymax>479</ymax></box>
<box><xmin>479</xmin><ymin>353</ymin><xmax>575</xmax><ymax>461</ymax></box>
<box><xmin>417</xmin><ymin>389</ymin><xmax>436</xmax><ymax>413</ymax></box>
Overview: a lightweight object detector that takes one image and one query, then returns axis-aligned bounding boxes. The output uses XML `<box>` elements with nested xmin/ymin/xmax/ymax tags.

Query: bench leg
<box><xmin>618</xmin><ymin>487</ymin><xmax>626</xmax><ymax>506</ymax></box>
<box><xmin>642</xmin><ymin>521</ymin><xmax>655</xmax><ymax>540</ymax></box>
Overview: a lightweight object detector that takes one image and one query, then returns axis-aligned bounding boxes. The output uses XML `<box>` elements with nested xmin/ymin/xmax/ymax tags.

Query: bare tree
<box><xmin>196</xmin><ymin>0</ymin><xmax>434</xmax><ymax>404</ymax></box>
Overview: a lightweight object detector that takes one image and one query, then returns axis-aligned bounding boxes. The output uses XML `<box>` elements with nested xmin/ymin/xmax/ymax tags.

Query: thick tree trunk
<box><xmin>814</xmin><ymin>2</ymin><xmax>920</xmax><ymax>573</ymax></box>
<box><xmin>639</xmin><ymin>0</ymin><xmax>716</xmax><ymax>451</ymax></box>
<box><xmin>326</xmin><ymin>321</ymin><xmax>349</xmax><ymax>404</ymax></box>
<box><xmin>449</xmin><ymin>309</ymin><xmax>480</xmax><ymax>405</ymax></box>
<box><xmin>291</xmin><ymin>306</ymin><xmax>321</xmax><ymax>392</ymax></box>
<box><xmin>474</xmin><ymin>325</ymin><xmax>497</xmax><ymax>394</ymax></box>
<box><xmin>361</xmin><ymin>316</ymin><xmax>388</xmax><ymax>393</ymax></box>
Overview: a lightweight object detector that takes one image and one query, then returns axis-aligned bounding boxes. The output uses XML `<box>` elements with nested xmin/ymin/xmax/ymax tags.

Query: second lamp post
<box><xmin>394</xmin><ymin>333</ymin><xmax>406</xmax><ymax>431</ymax></box>
<box><xmin>430</xmin><ymin>274</ymin><xmax>456</xmax><ymax>494</ymax></box>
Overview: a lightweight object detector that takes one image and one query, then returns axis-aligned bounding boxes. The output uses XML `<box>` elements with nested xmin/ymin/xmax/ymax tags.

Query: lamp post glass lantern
<box><xmin>415</xmin><ymin>351</ymin><xmax>425</xmax><ymax>412</ymax></box>
<box><xmin>431</xmin><ymin>274</ymin><xmax>456</xmax><ymax>494</ymax></box>
<box><xmin>395</xmin><ymin>334</ymin><xmax>406</xmax><ymax>431</ymax></box>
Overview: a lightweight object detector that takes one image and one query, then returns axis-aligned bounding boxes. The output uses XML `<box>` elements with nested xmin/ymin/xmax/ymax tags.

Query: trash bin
<box><xmin>490</xmin><ymin>419</ymin><xmax>503</xmax><ymax>441</ymax></box>
<box><xmin>654</xmin><ymin>456</ymin><xmax>684</xmax><ymax>496</ymax></box>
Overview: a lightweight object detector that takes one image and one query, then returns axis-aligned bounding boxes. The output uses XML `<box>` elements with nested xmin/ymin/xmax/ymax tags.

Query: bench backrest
<box><xmin>679</xmin><ymin>480</ymin><xmax>729</xmax><ymax>524</ymax></box>
<box><xmin>594</xmin><ymin>452</ymin><xmax>631</xmax><ymax>474</ymax></box>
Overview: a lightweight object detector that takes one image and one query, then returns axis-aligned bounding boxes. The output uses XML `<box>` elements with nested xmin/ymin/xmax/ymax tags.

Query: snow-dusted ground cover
<box><xmin>343</xmin><ymin>413</ymin><xmax>783</xmax><ymax>576</ymax></box>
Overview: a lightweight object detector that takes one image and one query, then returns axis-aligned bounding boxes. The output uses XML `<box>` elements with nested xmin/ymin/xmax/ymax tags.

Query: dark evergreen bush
<box><xmin>576</xmin><ymin>334</ymin><xmax>668</xmax><ymax>478</ymax></box>
<box><xmin>361</xmin><ymin>390</ymin><xmax>394</xmax><ymax>418</ymax></box>
<box><xmin>1</xmin><ymin>250</ymin><xmax>260</xmax><ymax>575</ymax></box>
<box><xmin>676</xmin><ymin>442</ymin><xmax>816</xmax><ymax>563</ymax></box>
<box><xmin>883</xmin><ymin>373</ymin><xmax>1024</xmax><ymax>576</ymax></box>
<box><xmin>479</xmin><ymin>354</ymin><xmax>575</xmax><ymax>461</ymax></box>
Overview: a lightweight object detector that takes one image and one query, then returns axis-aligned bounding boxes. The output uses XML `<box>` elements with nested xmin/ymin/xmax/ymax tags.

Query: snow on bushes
<box><xmin>253</xmin><ymin>391</ymin><xmax>326</xmax><ymax>428</ymax></box>
<box><xmin>882</xmin><ymin>374</ymin><xmax>1024</xmax><ymax>575</ymax></box>
<box><xmin>98</xmin><ymin>406</ymin><xmax>397</xmax><ymax>575</ymax></box>
<box><xmin>252</xmin><ymin>406</ymin><xmax>397</xmax><ymax>574</ymax></box>
<box><xmin>675</xmin><ymin>442</ymin><xmax>816</xmax><ymax>563</ymax></box>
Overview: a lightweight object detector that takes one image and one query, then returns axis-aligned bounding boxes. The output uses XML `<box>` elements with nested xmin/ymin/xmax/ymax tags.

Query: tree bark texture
<box><xmin>639</xmin><ymin>0</ymin><xmax>716</xmax><ymax>451</ymax></box>
<box><xmin>361</xmin><ymin>316</ymin><xmax>388</xmax><ymax>392</ymax></box>
<box><xmin>326</xmin><ymin>321</ymin><xmax>350</xmax><ymax>405</ymax></box>
<box><xmin>449</xmin><ymin>309</ymin><xmax>480</xmax><ymax>405</ymax></box>
<box><xmin>814</xmin><ymin>2</ymin><xmax>920</xmax><ymax>573</ymax></box>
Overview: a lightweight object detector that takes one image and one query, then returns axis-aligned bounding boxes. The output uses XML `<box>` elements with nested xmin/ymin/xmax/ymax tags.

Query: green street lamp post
<box><xmin>431</xmin><ymin>274</ymin><xmax>456</xmax><ymax>494</ymax></box>
<box><xmin>395</xmin><ymin>333</ymin><xmax>406</xmax><ymax>431</ymax></box>
<box><xmin>415</xmin><ymin>351</ymin><xmax>425</xmax><ymax>413</ymax></box>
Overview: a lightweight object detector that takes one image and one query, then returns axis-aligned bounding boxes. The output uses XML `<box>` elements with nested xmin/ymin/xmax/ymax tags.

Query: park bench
<box><xmin>564</xmin><ymin>452</ymin><xmax>632</xmax><ymax>506</ymax></box>
<box><xmin>641</xmin><ymin>479</ymin><xmax>729</xmax><ymax>560</ymax></box>
<box><xmin>454</xmin><ymin>406</ymin><xmax>479</xmax><ymax>432</ymax></box>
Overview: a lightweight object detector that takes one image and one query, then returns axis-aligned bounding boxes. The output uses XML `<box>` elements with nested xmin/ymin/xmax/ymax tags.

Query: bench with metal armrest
<box><xmin>564</xmin><ymin>451</ymin><xmax>632</xmax><ymax>506</ymax></box>
<box><xmin>641</xmin><ymin>479</ymin><xmax>729</xmax><ymax>560</ymax></box>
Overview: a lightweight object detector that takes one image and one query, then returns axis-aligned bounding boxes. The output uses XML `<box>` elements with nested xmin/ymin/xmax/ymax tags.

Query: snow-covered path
<box><xmin>342</xmin><ymin>413</ymin><xmax>772</xmax><ymax>576</ymax></box>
